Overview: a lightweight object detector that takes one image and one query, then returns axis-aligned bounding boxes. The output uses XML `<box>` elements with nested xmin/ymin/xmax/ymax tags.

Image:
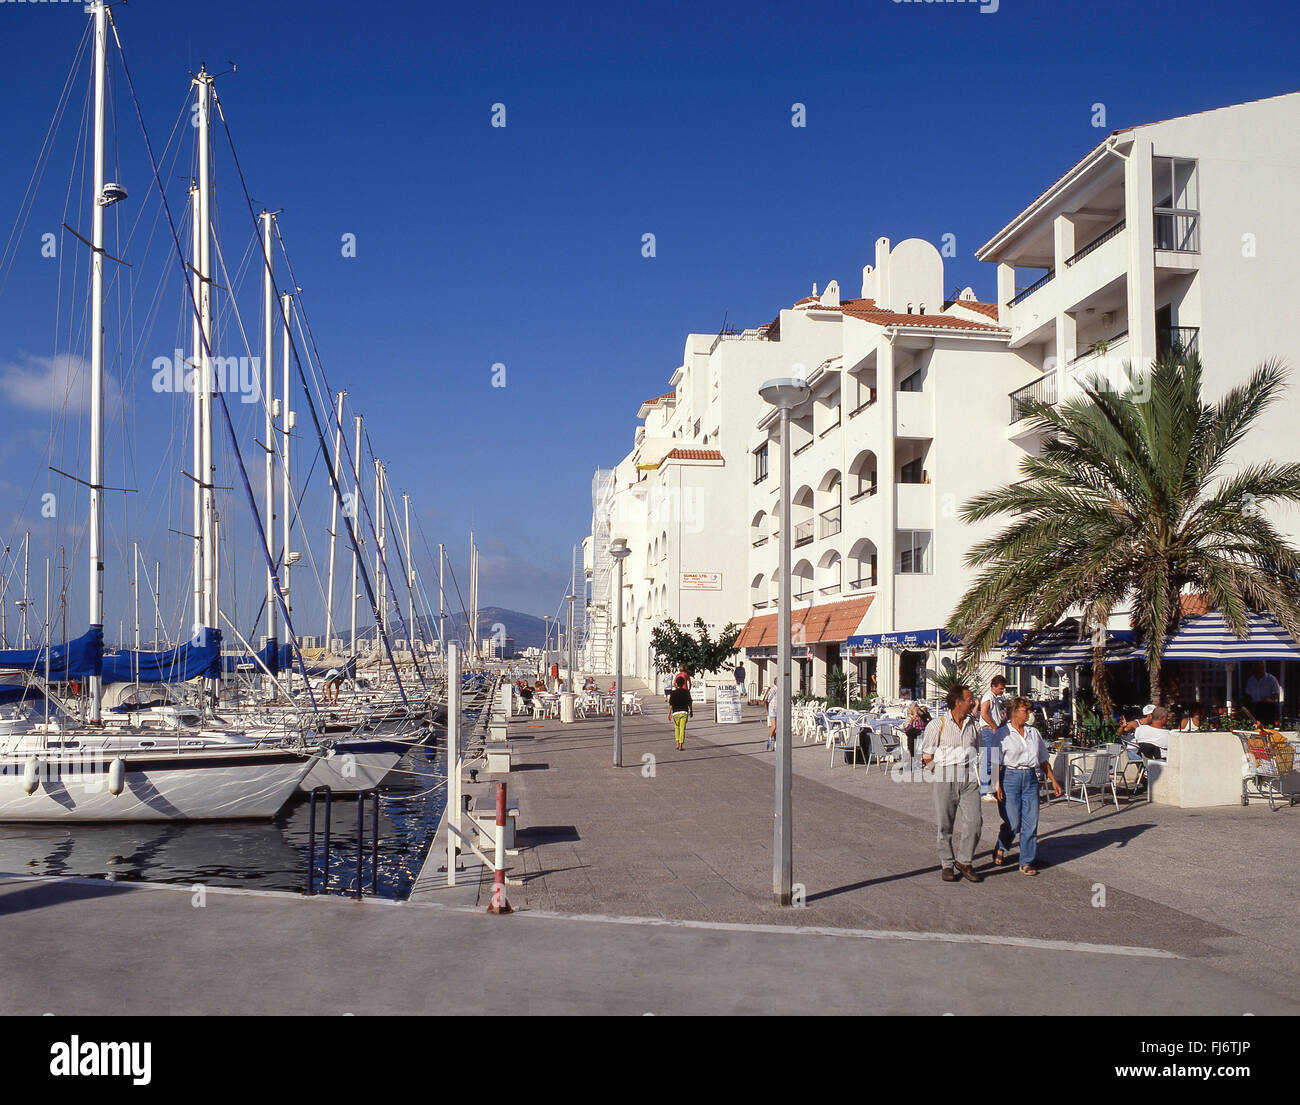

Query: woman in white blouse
<box><xmin>993</xmin><ymin>696</ymin><xmax>1064</xmax><ymax>876</ymax></box>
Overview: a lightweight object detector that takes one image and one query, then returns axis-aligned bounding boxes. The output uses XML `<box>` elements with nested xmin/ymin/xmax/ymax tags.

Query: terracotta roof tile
<box><xmin>948</xmin><ymin>300</ymin><xmax>1000</xmax><ymax>320</ymax></box>
<box><xmin>663</xmin><ymin>448</ymin><xmax>722</xmax><ymax>462</ymax></box>
<box><xmin>840</xmin><ymin>299</ymin><xmax>1006</xmax><ymax>332</ymax></box>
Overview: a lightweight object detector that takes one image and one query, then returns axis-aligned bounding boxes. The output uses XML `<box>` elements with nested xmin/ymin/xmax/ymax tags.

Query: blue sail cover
<box><xmin>101</xmin><ymin>626</ymin><xmax>222</xmax><ymax>684</ymax></box>
<box><xmin>0</xmin><ymin>625</ymin><xmax>103</xmax><ymax>679</ymax></box>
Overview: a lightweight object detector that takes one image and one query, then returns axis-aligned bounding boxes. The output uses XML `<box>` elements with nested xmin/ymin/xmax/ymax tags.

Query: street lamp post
<box><xmin>565</xmin><ymin>593</ymin><xmax>576</xmax><ymax>691</ymax></box>
<box><xmin>759</xmin><ymin>376</ymin><xmax>811</xmax><ymax>907</ymax></box>
<box><xmin>609</xmin><ymin>539</ymin><xmax>631</xmax><ymax>766</ymax></box>
<box><xmin>543</xmin><ymin>614</ymin><xmax>551</xmax><ymax>685</ymax></box>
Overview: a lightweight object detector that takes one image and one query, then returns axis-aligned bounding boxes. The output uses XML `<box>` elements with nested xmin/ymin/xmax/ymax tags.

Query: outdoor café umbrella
<box><xmin>1001</xmin><ymin>620</ymin><xmax>1137</xmax><ymax>728</ymax></box>
<box><xmin>1160</xmin><ymin>611</ymin><xmax>1300</xmax><ymax>712</ymax></box>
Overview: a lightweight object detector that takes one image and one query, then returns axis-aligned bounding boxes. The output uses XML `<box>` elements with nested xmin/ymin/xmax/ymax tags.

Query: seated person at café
<box><xmin>1119</xmin><ymin>704</ymin><xmax>1154</xmax><ymax>736</ymax></box>
<box><xmin>1131</xmin><ymin>706</ymin><xmax>1171</xmax><ymax>759</ymax></box>
<box><xmin>1244</xmin><ymin>661</ymin><xmax>1282</xmax><ymax>728</ymax></box>
<box><xmin>1177</xmin><ymin>704</ymin><xmax>1204</xmax><ymax>732</ymax></box>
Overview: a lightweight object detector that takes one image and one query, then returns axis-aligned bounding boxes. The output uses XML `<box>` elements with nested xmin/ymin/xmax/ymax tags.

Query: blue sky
<box><xmin>1</xmin><ymin>0</ymin><xmax>1298</xmax><ymax>639</ymax></box>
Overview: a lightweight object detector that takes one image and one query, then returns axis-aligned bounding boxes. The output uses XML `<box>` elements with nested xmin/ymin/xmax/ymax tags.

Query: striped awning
<box><xmin>1161</xmin><ymin>612</ymin><xmax>1300</xmax><ymax>662</ymax></box>
<box><xmin>1002</xmin><ymin>620</ymin><xmax>1136</xmax><ymax>667</ymax></box>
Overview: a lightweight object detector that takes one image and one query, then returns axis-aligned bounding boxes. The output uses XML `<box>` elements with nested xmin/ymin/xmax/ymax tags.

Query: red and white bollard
<box><xmin>487</xmin><ymin>781</ymin><xmax>512</xmax><ymax>915</ymax></box>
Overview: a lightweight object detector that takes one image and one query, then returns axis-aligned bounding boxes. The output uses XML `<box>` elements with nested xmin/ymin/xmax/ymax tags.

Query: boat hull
<box><xmin>0</xmin><ymin>747</ymin><xmax>317</xmax><ymax>822</ymax></box>
<box><xmin>298</xmin><ymin>740</ymin><xmax>409</xmax><ymax>794</ymax></box>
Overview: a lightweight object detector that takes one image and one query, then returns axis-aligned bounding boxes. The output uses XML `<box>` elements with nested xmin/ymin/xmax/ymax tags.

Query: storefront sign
<box><xmin>715</xmin><ymin>682</ymin><xmax>742</xmax><ymax>724</ymax></box>
<box><xmin>681</xmin><ymin>572</ymin><xmax>722</xmax><ymax>590</ymax></box>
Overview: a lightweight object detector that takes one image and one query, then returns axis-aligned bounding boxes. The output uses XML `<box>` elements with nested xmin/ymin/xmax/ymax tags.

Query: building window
<box><xmin>899</xmin><ymin>370</ymin><xmax>922</xmax><ymax>392</ymax></box>
<box><xmin>1153</xmin><ymin>156</ymin><xmax>1199</xmax><ymax>252</ymax></box>
<box><xmin>899</xmin><ymin>457</ymin><xmax>924</xmax><ymax>484</ymax></box>
<box><xmin>897</xmin><ymin>530</ymin><xmax>932</xmax><ymax>574</ymax></box>
<box><xmin>754</xmin><ymin>445</ymin><xmax>769</xmax><ymax>484</ymax></box>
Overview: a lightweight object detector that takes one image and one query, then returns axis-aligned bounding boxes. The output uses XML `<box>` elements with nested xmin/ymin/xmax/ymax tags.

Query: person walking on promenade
<box><xmin>763</xmin><ymin>679</ymin><xmax>779</xmax><ymax>751</ymax></box>
<box><xmin>734</xmin><ymin>661</ymin><xmax>746</xmax><ymax>699</ymax></box>
<box><xmin>920</xmin><ymin>684</ymin><xmax>984</xmax><ymax>884</ymax></box>
<box><xmin>993</xmin><ymin>696</ymin><xmax>1063</xmax><ymax>876</ymax></box>
<box><xmin>668</xmin><ymin>675</ymin><xmax>693</xmax><ymax>750</ymax></box>
<box><xmin>978</xmin><ymin>675</ymin><xmax>1007</xmax><ymax>803</ymax></box>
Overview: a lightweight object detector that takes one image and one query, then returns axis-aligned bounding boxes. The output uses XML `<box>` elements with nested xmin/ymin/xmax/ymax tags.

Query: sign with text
<box><xmin>715</xmin><ymin>682</ymin><xmax>742</xmax><ymax>724</ymax></box>
<box><xmin>681</xmin><ymin>572</ymin><xmax>722</xmax><ymax>591</ymax></box>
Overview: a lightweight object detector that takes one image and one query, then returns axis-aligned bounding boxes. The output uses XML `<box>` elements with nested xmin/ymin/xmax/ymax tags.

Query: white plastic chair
<box><xmin>1069</xmin><ymin>749</ymin><xmax>1118</xmax><ymax>812</ymax></box>
<box><xmin>828</xmin><ymin>717</ymin><xmax>862</xmax><ymax>768</ymax></box>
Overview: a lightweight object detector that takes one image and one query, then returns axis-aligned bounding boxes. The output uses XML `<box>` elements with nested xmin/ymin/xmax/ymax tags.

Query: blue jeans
<box><xmin>979</xmin><ymin>728</ymin><xmax>1001</xmax><ymax>795</ymax></box>
<box><xmin>997</xmin><ymin>767</ymin><xmax>1041</xmax><ymax>866</ymax></box>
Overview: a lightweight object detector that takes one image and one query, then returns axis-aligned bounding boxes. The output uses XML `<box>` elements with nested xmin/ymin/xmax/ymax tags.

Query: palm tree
<box><xmin>948</xmin><ymin>353</ymin><xmax>1300</xmax><ymax>707</ymax></box>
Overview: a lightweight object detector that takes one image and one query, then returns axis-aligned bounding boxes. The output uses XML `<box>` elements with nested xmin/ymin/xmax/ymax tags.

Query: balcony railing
<box><xmin>794</xmin><ymin>520</ymin><xmax>814</xmax><ymax>547</ymax></box>
<box><xmin>849</xmin><ymin>389</ymin><xmax>878</xmax><ymax>417</ymax></box>
<box><xmin>819</xmin><ymin>505</ymin><xmax>841</xmax><ymax>539</ymax></box>
<box><xmin>1070</xmin><ymin>329</ymin><xmax>1129</xmax><ymax>365</ymax></box>
<box><xmin>849</xmin><ymin>483</ymin><xmax>878</xmax><ymax>502</ymax></box>
<box><xmin>794</xmin><ymin>588</ymin><xmax>812</xmax><ymax>602</ymax></box>
<box><xmin>818</xmin><ymin>583</ymin><xmax>840</xmax><ymax>596</ymax></box>
<box><xmin>1157</xmin><ymin>326</ymin><xmax>1200</xmax><ymax>359</ymax></box>
<box><xmin>1154</xmin><ymin>210</ymin><xmax>1199</xmax><ymax>253</ymax></box>
<box><xmin>847</xmin><ymin>575</ymin><xmax>877</xmax><ymax>591</ymax></box>
<box><xmin>752</xmin><ymin>599</ymin><xmax>770</xmax><ymax>610</ymax></box>
<box><xmin>1009</xmin><ymin>371</ymin><xmax>1058</xmax><ymax>424</ymax></box>
<box><xmin>751</xmin><ymin>535</ymin><xmax>769</xmax><ymax>548</ymax></box>
<box><xmin>793</xmin><ymin>439</ymin><xmax>813</xmax><ymax>457</ymax></box>
<box><xmin>1065</xmin><ymin>219</ymin><xmax>1125</xmax><ymax>266</ymax></box>
<box><xmin>1007</xmin><ymin>268</ymin><xmax>1055</xmax><ymax>308</ymax></box>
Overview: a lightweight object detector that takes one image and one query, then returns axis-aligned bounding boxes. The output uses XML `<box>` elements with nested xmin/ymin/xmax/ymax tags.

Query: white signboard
<box><xmin>715</xmin><ymin>682</ymin><xmax>742</xmax><ymax>724</ymax></box>
<box><xmin>681</xmin><ymin>572</ymin><xmax>722</xmax><ymax>591</ymax></box>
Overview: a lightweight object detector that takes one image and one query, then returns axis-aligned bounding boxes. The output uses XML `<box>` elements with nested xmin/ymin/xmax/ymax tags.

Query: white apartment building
<box><xmin>983</xmin><ymin>91</ymin><xmax>1300</xmax><ymax>530</ymax></box>
<box><xmin>738</xmin><ymin>237</ymin><xmax>1039</xmax><ymax>700</ymax></box>
<box><xmin>585</xmin><ymin>90</ymin><xmax>1300</xmax><ymax>703</ymax></box>
<box><xmin>583</xmin><ymin>317</ymin><xmax>842</xmax><ymax>683</ymax></box>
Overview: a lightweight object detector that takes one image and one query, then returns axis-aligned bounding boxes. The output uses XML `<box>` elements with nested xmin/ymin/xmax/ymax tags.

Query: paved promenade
<box><xmin>471</xmin><ymin>704</ymin><xmax>1300</xmax><ymax>1008</ymax></box>
<box><xmin>0</xmin><ymin>703</ymin><xmax>1295</xmax><ymax>1015</ymax></box>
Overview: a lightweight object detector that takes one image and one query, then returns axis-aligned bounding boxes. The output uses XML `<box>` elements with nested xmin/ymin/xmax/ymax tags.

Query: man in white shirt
<box><xmin>920</xmin><ymin>684</ymin><xmax>983</xmax><ymax>884</ymax></box>
<box><xmin>977</xmin><ymin>675</ymin><xmax>1007</xmax><ymax>802</ymax></box>
<box><xmin>1245</xmin><ymin>661</ymin><xmax>1282</xmax><ymax>727</ymax></box>
<box><xmin>1133</xmin><ymin>706</ymin><xmax>1171</xmax><ymax>758</ymax></box>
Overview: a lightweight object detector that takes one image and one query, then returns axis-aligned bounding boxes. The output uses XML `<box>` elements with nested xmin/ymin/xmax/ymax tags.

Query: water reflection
<box><xmin>0</xmin><ymin>738</ymin><xmax>447</xmax><ymax>899</ymax></box>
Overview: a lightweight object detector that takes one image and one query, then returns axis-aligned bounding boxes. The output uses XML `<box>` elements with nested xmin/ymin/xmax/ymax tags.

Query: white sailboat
<box><xmin>0</xmin><ymin>3</ymin><xmax>321</xmax><ymax>821</ymax></box>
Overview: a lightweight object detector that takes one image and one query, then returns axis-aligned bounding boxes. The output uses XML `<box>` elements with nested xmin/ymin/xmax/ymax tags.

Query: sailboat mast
<box><xmin>196</xmin><ymin>65</ymin><xmax>216</xmax><ymax>641</ymax></box>
<box><xmin>403</xmin><ymin>492</ymin><xmax>413</xmax><ymax>651</ymax></box>
<box><xmin>349</xmin><ymin>414</ymin><xmax>361</xmax><ymax>656</ymax></box>
<box><xmin>87</xmin><ymin>0</ymin><xmax>108</xmax><ymax>722</ymax></box>
<box><xmin>280</xmin><ymin>291</ymin><xmax>293</xmax><ymax>692</ymax></box>
<box><xmin>132</xmin><ymin>542</ymin><xmax>140</xmax><ymax>653</ymax></box>
<box><xmin>189</xmin><ymin>183</ymin><xmax>203</xmax><ymax>640</ymax></box>
<box><xmin>22</xmin><ymin>531</ymin><xmax>30</xmax><ymax>648</ymax></box>
<box><xmin>260</xmin><ymin>210</ymin><xmax>278</xmax><ymax>672</ymax></box>
<box><xmin>325</xmin><ymin>389</ymin><xmax>346</xmax><ymax>652</ymax></box>
<box><xmin>375</xmin><ymin>459</ymin><xmax>386</xmax><ymax>643</ymax></box>
<box><xmin>438</xmin><ymin>542</ymin><xmax>445</xmax><ymax>657</ymax></box>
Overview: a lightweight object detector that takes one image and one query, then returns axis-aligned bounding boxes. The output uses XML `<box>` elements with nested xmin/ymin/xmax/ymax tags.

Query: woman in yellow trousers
<box><xmin>667</xmin><ymin>675</ymin><xmax>693</xmax><ymax>750</ymax></box>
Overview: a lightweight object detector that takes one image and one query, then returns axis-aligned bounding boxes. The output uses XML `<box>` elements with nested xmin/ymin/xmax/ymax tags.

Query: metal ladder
<box><xmin>306</xmin><ymin>785</ymin><xmax>380</xmax><ymax>899</ymax></box>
